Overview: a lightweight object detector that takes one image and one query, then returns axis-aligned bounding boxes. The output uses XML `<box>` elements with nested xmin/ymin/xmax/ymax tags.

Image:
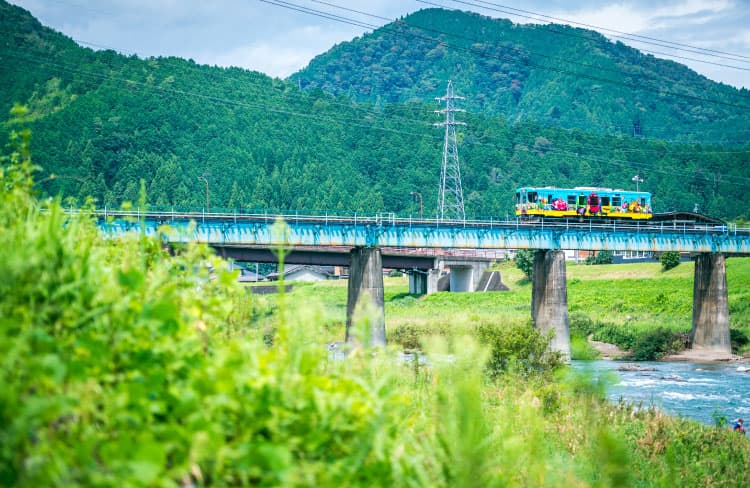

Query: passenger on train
<box><xmin>588</xmin><ymin>193</ymin><xmax>601</xmax><ymax>215</ymax></box>
<box><xmin>552</xmin><ymin>198</ymin><xmax>567</xmax><ymax>211</ymax></box>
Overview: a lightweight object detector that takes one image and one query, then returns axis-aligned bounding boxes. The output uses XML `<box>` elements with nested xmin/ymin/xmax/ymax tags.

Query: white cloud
<box><xmin>652</xmin><ymin>0</ymin><xmax>733</xmax><ymax>18</ymax></box>
<box><xmin>8</xmin><ymin>0</ymin><xmax>749</xmax><ymax>88</ymax></box>
<box><xmin>549</xmin><ymin>0</ymin><xmax>734</xmax><ymax>33</ymax></box>
<box><xmin>207</xmin><ymin>43</ymin><xmax>315</xmax><ymax>78</ymax></box>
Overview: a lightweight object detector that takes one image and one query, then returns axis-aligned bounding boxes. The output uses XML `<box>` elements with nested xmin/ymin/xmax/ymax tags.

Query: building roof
<box><xmin>265</xmin><ymin>264</ymin><xmax>336</xmax><ymax>280</ymax></box>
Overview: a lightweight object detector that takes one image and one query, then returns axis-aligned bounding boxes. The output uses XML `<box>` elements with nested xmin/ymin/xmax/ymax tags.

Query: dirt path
<box><xmin>587</xmin><ymin>338</ymin><xmax>749</xmax><ymax>363</ymax></box>
<box><xmin>588</xmin><ymin>337</ymin><xmax>627</xmax><ymax>360</ymax></box>
<box><xmin>662</xmin><ymin>348</ymin><xmax>746</xmax><ymax>363</ymax></box>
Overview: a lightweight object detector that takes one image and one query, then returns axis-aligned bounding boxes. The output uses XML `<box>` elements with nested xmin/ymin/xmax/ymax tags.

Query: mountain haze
<box><xmin>1</xmin><ymin>1</ymin><xmax>749</xmax><ymax>220</ymax></box>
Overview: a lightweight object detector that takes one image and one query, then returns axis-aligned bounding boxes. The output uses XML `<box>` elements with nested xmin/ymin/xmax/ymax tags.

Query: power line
<box><xmin>0</xmin><ymin>50</ymin><xmax>438</xmax><ymax>141</ymax></box>
<box><xmin>4</xmin><ymin>34</ymin><xmax>750</xmax><ymax>190</ymax></box>
<box><xmin>8</xmin><ymin>2</ymin><xmax>749</xmax><ymax>142</ymax></box>
<box><xmin>260</xmin><ymin>0</ymin><xmax>750</xmax><ymax>109</ymax></box>
<box><xmin>5</xmin><ymin>41</ymin><xmax>749</xmax><ymax>151</ymax></box>
<box><xmin>423</xmin><ymin>0</ymin><xmax>750</xmax><ymax>70</ymax></box>
<box><xmin>448</xmin><ymin>0</ymin><xmax>750</xmax><ymax>63</ymax></box>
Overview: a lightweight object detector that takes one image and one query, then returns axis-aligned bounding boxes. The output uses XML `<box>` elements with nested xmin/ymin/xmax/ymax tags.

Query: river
<box><xmin>572</xmin><ymin>360</ymin><xmax>750</xmax><ymax>426</ymax></box>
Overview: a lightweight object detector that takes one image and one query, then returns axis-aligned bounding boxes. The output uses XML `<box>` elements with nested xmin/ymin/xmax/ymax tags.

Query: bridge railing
<box><xmin>84</xmin><ymin>208</ymin><xmax>750</xmax><ymax>237</ymax></box>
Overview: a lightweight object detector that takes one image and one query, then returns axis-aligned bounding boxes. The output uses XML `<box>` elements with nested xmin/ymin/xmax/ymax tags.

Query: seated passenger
<box><xmin>587</xmin><ymin>193</ymin><xmax>601</xmax><ymax>215</ymax></box>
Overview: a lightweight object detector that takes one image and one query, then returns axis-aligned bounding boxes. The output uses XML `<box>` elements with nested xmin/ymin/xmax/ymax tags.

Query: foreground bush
<box><xmin>2</xmin><ymin>117</ymin><xmax>749</xmax><ymax>486</ymax></box>
<box><xmin>0</xmin><ymin>113</ymin><xmax>426</xmax><ymax>486</ymax></box>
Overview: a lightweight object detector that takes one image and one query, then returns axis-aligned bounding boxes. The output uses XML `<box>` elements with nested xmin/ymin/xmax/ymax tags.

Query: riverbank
<box><xmin>663</xmin><ymin>348</ymin><xmax>749</xmax><ymax>363</ymax></box>
<box><xmin>588</xmin><ymin>336</ymin><xmax>627</xmax><ymax>359</ymax></box>
<box><xmin>284</xmin><ymin>258</ymin><xmax>750</xmax><ymax>358</ymax></box>
<box><xmin>589</xmin><ymin>338</ymin><xmax>750</xmax><ymax>363</ymax></box>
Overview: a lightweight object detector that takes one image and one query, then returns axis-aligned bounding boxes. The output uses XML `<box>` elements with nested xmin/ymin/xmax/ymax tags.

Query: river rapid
<box><xmin>572</xmin><ymin>360</ymin><xmax>750</xmax><ymax>427</ymax></box>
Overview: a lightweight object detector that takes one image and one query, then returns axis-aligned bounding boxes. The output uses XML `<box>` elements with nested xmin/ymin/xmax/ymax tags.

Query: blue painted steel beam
<box><xmin>97</xmin><ymin>212</ymin><xmax>750</xmax><ymax>254</ymax></box>
<box><xmin>212</xmin><ymin>245</ymin><xmax>437</xmax><ymax>269</ymax></box>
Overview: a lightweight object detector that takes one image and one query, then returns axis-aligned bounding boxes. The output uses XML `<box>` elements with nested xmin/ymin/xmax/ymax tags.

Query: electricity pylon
<box><xmin>435</xmin><ymin>80</ymin><xmax>466</xmax><ymax>221</ymax></box>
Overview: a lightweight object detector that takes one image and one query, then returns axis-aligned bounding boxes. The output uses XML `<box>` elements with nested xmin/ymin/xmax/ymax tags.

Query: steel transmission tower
<box><xmin>435</xmin><ymin>80</ymin><xmax>466</xmax><ymax>221</ymax></box>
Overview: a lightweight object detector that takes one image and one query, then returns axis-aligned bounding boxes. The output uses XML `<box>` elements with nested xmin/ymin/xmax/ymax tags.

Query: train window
<box><xmin>567</xmin><ymin>195</ymin><xmax>576</xmax><ymax>205</ymax></box>
<box><xmin>613</xmin><ymin>196</ymin><xmax>621</xmax><ymax>207</ymax></box>
<box><xmin>640</xmin><ymin>198</ymin><xmax>646</xmax><ymax>206</ymax></box>
<box><xmin>516</xmin><ymin>192</ymin><xmax>521</xmax><ymax>204</ymax></box>
<box><xmin>578</xmin><ymin>195</ymin><xmax>586</xmax><ymax>206</ymax></box>
<box><xmin>528</xmin><ymin>192</ymin><xmax>538</xmax><ymax>203</ymax></box>
<box><xmin>601</xmin><ymin>196</ymin><xmax>610</xmax><ymax>206</ymax></box>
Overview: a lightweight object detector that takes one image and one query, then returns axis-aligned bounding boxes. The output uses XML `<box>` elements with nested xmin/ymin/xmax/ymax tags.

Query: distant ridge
<box><xmin>290</xmin><ymin>8</ymin><xmax>749</xmax><ymax>142</ymax></box>
<box><xmin>1</xmin><ymin>1</ymin><xmax>749</xmax><ymax>222</ymax></box>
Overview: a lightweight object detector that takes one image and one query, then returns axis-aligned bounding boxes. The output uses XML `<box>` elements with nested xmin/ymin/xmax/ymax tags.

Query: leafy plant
<box><xmin>4</xmin><ymin>116</ymin><xmax>750</xmax><ymax>487</ymax></box>
<box><xmin>585</xmin><ymin>250</ymin><xmax>613</xmax><ymax>265</ymax></box>
<box><xmin>571</xmin><ymin>335</ymin><xmax>601</xmax><ymax>360</ymax></box>
<box><xmin>478</xmin><ymin>322</ymin><xmax>564</xmax><ymax>378</ymax></box>
<box><xmin>660</xmin><ymin>251</ymin><xmax>682</xmax><ymax>271</ymax></box>
<box><xmin>514</xmin><ymin>249</ymin><xmax>535</xmax><ymax>280</ymax></box>
<box><xmin>569</xmin><ymin>313</ymin><xmax>596</xmax><ymax>338</ymax></box>
<box><xmin>627</xmin><ymin>327</ymin><xmax>683</xmax><ymax>360</ymax></box>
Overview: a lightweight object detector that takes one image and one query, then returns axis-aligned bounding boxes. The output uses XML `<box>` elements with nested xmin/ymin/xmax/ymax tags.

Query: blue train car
<box><xmin>515</xmin><ymin>186</ymin><xmax>652</xmax><ymax>220</ymax></box>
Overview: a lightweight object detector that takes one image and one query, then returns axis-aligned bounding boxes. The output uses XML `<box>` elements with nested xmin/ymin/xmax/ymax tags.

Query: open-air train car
<box><xmin>515</xmin><ymin>186</ymin><xmax>653</xmax><ymax>220</ymax></box>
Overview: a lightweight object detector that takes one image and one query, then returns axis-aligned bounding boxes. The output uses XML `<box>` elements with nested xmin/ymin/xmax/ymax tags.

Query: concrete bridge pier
<box><xmin>346</xmin><ymin>246</ymin><xmax>386</xmax><ymax>346</ymax></box>
<box><xmin>408</xmin><ymin>269</ymin><xmax>440</xmax><ymax>295</ymax></box>
<box><xmin>438</xmin><ymin>258</ymin><xmax>491</xmax><ymax>292</ymax></box>
<box><xmin>692</xmin><ymin>253</ymin><xmax>731</xmax><ymax>354</ymax></box>
<box><xmin>531</xmin><ymin>250</ymin><xmax>571</xmax><ymax>360</ymax></box>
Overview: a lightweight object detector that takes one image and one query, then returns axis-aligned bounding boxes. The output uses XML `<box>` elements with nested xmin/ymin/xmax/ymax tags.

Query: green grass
<box><xmin>280</xmin><ymin>257</ymin><xmax>750</xmax><ymax>356</ymax></box>
<box><xmin>6</xmin><ymin>113</ymin><xmax>750</xmax><ymax>487</ymax></box>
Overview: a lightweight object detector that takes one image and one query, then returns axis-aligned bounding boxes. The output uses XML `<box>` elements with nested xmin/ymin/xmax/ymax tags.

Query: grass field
<box><xmin>271</xmin><ymin>257</ymin><xmax>750</xmax><ymax>356</ymax></box>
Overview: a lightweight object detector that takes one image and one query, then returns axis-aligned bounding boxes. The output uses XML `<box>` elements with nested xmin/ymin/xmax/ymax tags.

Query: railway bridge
<box><xmin>98</xmin><ymin>209</ymin><xmax>750</xmax><ymax>359</ymax></box>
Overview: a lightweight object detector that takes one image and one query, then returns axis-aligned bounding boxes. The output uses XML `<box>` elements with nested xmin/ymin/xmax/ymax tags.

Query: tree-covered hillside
<box><xmin>1</xmin><ymin>1</ymin><xmax>749</xmax><ymax>220</ymax></box>
<box><xmin>292</xmin><ymin>8</ymin><xmax>750</xmax><ymax>144</ymax></box>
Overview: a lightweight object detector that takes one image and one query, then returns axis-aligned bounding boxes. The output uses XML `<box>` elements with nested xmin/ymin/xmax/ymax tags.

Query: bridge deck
<box><xmin>96</xmin><ymin>210</ymin><xmax>750</xmax><ymax>254</ymax></box>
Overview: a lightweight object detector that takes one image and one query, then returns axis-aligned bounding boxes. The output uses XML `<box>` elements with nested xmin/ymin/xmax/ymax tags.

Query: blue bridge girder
<box><xmin>96</xmin><ymin>210</ymin><xmax>750</xmax><ymax>255</ymax></box>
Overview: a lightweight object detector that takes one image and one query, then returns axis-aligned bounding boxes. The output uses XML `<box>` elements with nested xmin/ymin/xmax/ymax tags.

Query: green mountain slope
<box><xmin>291</xmin><ymin>8</ymin><xmax>749</xmax><ymax>143</ymax></box>
<box><xmin>1</xmin><ymin>1</ymin><xmax>749</xmax><ymax>220</ymax></box>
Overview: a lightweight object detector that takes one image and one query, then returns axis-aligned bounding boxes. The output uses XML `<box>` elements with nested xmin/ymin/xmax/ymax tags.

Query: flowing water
<box><xmin>572</xmin><ymin>360</ymin><xmax>750</xmax><ymax>426</ymax></box>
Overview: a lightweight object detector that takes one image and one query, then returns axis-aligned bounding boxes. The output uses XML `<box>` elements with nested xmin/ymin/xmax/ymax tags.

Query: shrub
<box><xmin>477</xmin><ymin>323</ymin><xmax>564</xmax><ymax>378</ymax></box>
<box><xmin>569</xmin><ymin>313</ymin><xmax>596</xmax><ymax>338</ymax></box>
<box><xmin>387</xmin><ymin>269</ymin><xmax>403</xmax><ymax>277</ymax></box>
<box><xmin>585</xmin><ymin>250</ymin><xmax>613</xmax><ymax>265</ymax></box>
<box><xmin>571</xmin><ymin>335</ymin><xmax>601</xmax><ymax>360</ymax></box>
<box><xmin>660</xmin><ymin>251</ymin><xmax>681</xmax><ymax>271</ymax></box>
<box><xmin>389</xmin><ymin>323</ymin><xmax>427</xmax><ymax>349</ymax></box>
<box><xmin>627</xmin><ymin>327</ymin><xmax>683</xmax><ymax>360</ymax></box>
<box><xmin>592</xmin><ymin>323</ymin><xmax>637</xmax><ymax>350</ymax></box>
<box><xmin>514</xmin><ymin>249</ymin><xmax>535</xmax><ymax>279</ymax></box>
<box><xmin>730</xmin><ymin>327</ymin><xmax>750</xmax><ymax>352</ymax></box>
<box><xmin>0</xmin><ymin>120</ymin><xmax>427</xmax><ymax>486</ymax></box>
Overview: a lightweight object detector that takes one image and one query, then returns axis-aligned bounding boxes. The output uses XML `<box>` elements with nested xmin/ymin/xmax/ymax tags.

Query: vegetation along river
<box><xmin>573</xmin><ymin>360</ymin><xmax>750</xmax><ymax>428</ymax></box>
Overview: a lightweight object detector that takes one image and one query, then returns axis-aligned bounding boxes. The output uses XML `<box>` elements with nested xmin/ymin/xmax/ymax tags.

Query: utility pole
<box><xmin>410</xmin><ymin>191</ymin><xmax>423</xmax><ymax>219</ymax></box>
<box><xmin>632</xmin><ymin>174</ymin><xmax>643</xmax><ymax>192</ymax></box>
<box><xmin>197</xmin><ymin>176</ymin><xmax>210</xmax><ymax>212</ymax></box>
<box><xmin>435</xmin><ymin>80</ymin><xmax>466</xmax><ymax>221</ymax></box>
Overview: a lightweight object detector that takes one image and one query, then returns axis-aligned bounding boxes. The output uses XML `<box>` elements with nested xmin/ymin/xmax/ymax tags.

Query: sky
<box><xmin>8</xmin><ymin>0</ymin><xmax>750</xmax><ymax>89</ymax></box>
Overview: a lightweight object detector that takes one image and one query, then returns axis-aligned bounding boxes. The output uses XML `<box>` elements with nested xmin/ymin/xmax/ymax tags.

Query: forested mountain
<box><xmin>1</xmin><ymin>1</ymin><xmax>749</xmax><ymax>220</ymax></box>
<box><xmin>292</xmin><ymin>8</ymin><xmax>749</xmax><ymax>144</ymax></box>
